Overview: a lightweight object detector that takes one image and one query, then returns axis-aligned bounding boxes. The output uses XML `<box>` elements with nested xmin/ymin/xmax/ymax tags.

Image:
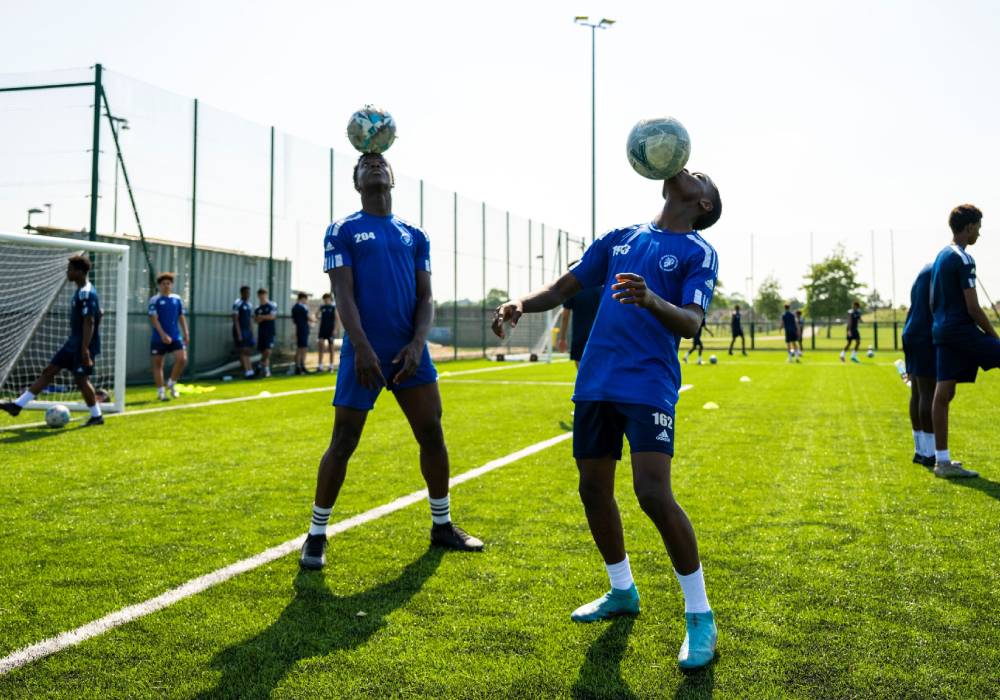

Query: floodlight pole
<box><xmin>88</xmin><ymin>63</ymin><xmax>103</xmax><ymax>241</ymax></box>
<box><xmin>575</xmin><ymin>17</ymin><xmax>615</xmax><ymax>243</ymax></box>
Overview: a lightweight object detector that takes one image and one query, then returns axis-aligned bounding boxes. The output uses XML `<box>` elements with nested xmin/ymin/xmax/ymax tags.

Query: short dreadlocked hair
<box><xmin>353</xmin><ymin>153</ymin><xmax>395</xmax><ymax>188</ymax></box>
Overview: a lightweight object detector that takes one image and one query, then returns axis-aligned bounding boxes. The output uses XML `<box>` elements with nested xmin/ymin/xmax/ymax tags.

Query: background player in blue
<box><xmin>254</xmin><ymin>288</ymin><xmax>277</xmax><ymax>378</ymax></box>
<box><xmin>557</xmin><ymin>272</ymin><xmax>602</xmax><ymax>368</ymax></box>
<box><xmin>930</xmin><ymin>204</ymin><xmax>1000</xmax><ymax>478</ymax></box>
<box><xmin>492</xmin><ymin>167</ymin><xmax>722</xmax><ymax>670</ymax></box>
<box><xmin>728</xmin><ymin>304</ymin><xmax>746</xmax><ymax>356</ymax></box>
<box><xmin>316</xmin><ymin>293</ymin><xmax>338</xmax><ymax>372</ymax></box>
<box><xmin>840</xmin><ymin>301</ymin><xmax>862</xmax><ymax>362</ymax></box>
<box><xmin>1</xmin><ymin>255</ymin><xmax>104</xmax><ymax>426</ymax></box>
<box><xmin>148</xmin><ymin>272</ymin><xmax>189</xmax><ymax>401</ymax></box>
<box><xmin>902</xmin><ymin>263</ymin><xmax>936</xmax><ymax>468</ymax></box>
<box><xmin>232</xmin><ymin>286</ymin><xmax>254</xmax><ymax>379</ymax></box>
<box><xmin>299</xmin><ymin>152</ymin><xmax>483</xmax><ymax>571</ymax></box>
<box><xmin>795</xmin><ymin>309</ymin><xmax>806</xmax><ymax>359</ymax></box>
<box><xmin>682</xmin><ymin>315</ymin><xmax>712</xmax><ymax>364</ymax></box>
<box><xmin>291</xmin><ymin>291</ymin><xmax>311</xmax><ymax>375</ymax></box>
<box><xmin>782</xmin><ymin>304</ymin><xmax>799</xmax><ymax>362</ymax></box>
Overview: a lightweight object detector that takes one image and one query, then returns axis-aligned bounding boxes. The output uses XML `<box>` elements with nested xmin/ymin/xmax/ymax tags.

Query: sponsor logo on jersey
<box><xmin>400</xmin><ymin>231</ymin><xmax>413</xmax><ymax>246</ymax></box>
<box><xmin>325</xmin><ymin>241</ymin><xmax>335</xmax><ymax>251</ymax></box>
<box><xmin>655</xmin><ymin>429</ymin><xmax>672</xmax><ymax>442</ymax></box>
<box><xmin>612</xmin><ymin>244</ymin><xmax>631</xmax><ymax>256</ymax></box>
<box><xmin>659</xmin><ymin>255</ymin><xmax>679</xmax><ymax>272</ymax></box>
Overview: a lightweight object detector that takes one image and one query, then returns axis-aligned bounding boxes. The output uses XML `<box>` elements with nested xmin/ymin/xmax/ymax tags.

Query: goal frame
<box><xmin>0</xmin><ymin>231</ymin><xmax>130</xmax><ymax>414</ymax></box>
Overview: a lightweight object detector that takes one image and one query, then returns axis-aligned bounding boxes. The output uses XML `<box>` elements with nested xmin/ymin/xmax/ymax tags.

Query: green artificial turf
<box><xmin>1</xmin><ymin>354</ymin><xmax>997</xmax><ymax>698</ymax></box>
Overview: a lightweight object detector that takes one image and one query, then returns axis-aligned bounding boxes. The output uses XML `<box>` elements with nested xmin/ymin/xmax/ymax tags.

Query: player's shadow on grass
<box><xmin>944</xmin><ymin>475</ymin><xmax>1000</xmax><ymax>503</ymax></box>
<box><xmin>0</xmin><ymin>426</ymin><xmax>74</xmax><ymax>445</ymax></box>
<box><xmin>197</xmin><ymin>546</ymin><xmax>444</xmax><ymax>699</ymax></box>
<box><xmin>571</xmin><ymin>616</ymin><xmax>637</xmax><ymax>700</ymax></box>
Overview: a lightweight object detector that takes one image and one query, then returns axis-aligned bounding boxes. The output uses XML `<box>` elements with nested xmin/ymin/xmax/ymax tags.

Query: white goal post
<box><xmin>0</xmin><ymin>232</ymin><xmax>129</xmax><ymax>413</ymax></box>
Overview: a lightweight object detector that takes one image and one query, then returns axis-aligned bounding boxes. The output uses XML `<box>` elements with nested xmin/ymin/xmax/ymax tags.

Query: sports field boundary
<box><xmin>0</xmin><ymin>431</ymin><xmax>573</xmax><ymax>675</ymax></box>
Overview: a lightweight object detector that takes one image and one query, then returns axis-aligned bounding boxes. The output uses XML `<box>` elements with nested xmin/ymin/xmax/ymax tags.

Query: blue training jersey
<box><xmin>255</xmin><ymin>300</ymin><xmax>278</xmax><ymax>338</ymax></box>
<box><xmin>323</xmin><ymin>211</ymin><xmax>431</xmax><ymax>353</ymax></box>
<box><xmin>782</xmin><ymin>311</ymin><xmax>797</xmax><ymax>333</ymax></box>
<box><xmin>569</xmin><ymin>222</ymin><xmax>718</xmax><ymax>413</ymax></box>
<box><xmin>292</xmin><ymin>302</ymin><xmax>309</xmax><ymax>329</ymax></box>
<box><xmin>318</xmin><ymin>303</ymin><xmax>337</xmax><ymax>335</ymax></box>
<box><xmin>902</xmin><ymin>264</ymin><xmax>933</xmax><ymax>343</ymax></box>
<box><xmin>148</xmin><ymin>293</ymin><xmax>185</xmax><ymax>339</ymax></box>
<box><xmin>731</xmin><ymin>310</ymin><xmax>742</xmax><ymax>331</ymax></box>
<box><xmin>931</xmin><ymin>244</ymin><xmax>978</xmax><ymax>344</ymax></box>
<box><xmin>67</xmin><ymin>281</ymin><xmax>101</xmax><ymax>353</ymax></box>
<box><xmin>848</xmin><ymin>308</ymin><xmax>861</xmax><ymax>331</ymax></box>
<box><xmin>233</xmin><ymin>298</ymin><xmax>253</xmax><ymax>333</ymax></box>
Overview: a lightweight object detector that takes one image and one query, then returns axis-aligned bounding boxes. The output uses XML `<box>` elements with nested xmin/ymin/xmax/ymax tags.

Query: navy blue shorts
<box><xmin>334</xmin><ymin>344</ymin><xmax>437</xmax><ymax>411</ymax></box>
<box><xmin>936</xmin><ymin>333</ymin><xmax>1000</xmax><ymax>383</ymax></box>
<box><xmin>318</xmin><ymin>325</ymin><xmax>335</xmax><ymax>341</ymax></box>
<box><xmin>731</xmin><ymin>328</ymin><xmax>743</xmax><ymax>338</ymax></box>
<box><xmin>295</xmin><ymin>327</ymin><xmax>309</xmax><ymax>349</ymax></box>
<box><xmin>784</xmin><ymin>329</ymin><xmax>798</xmax><ymax>343</ymax></box>
<box><xmin>847</xmin><ymin>329</ymin><xmax>861</xmax><ymax>342</ymax></box>
<box><xmin>573</xmin><ymin>401</ymin><xmax>675</xmax><ymax>459</ymax></box>
<box><xmin>902</xmin><ymin>335</ymin><xmax>935</xmax><ymax>379</ymax></box>
<box><xmin>569</xmin><ymin>341</ymin><xmax>586</xmax><ymax>362</ymax></box>
<box><xmin>50</xmin><ymin>344</ymin><xmax>96</xmax><ymax>377</ymax></box>
<box><xmin>234</xmin><ymin>330</ymin><xmax>254</xmax><ymax>349</ymax></box>
<box><xmin>151</xmin><ymin>338</ymin><xmax>185</xmax><ymax>355</ymax></box>
<box><xmin>257</xmin><ymin>334</ymin><xmax>274</xmax><ymax>352</ymax></box>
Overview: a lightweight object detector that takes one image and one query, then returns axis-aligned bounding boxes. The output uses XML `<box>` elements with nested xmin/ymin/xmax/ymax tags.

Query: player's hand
<box><xmin>391</xmin><ymin>340</ymin><xmax>423</xmax><ymax>385</ymax></box>
<box><xmin>354</xmin><ymin>343</ymin><xmax>386</xmax><ymax>390</ymax></box>
<box><xmin>557</xmin><ymin>337</ymin><xmax>568</xmax><ymax>353</ymax></box>
<box><xmin>160</xmin><ymin>333</ymin><xmax>172</xmax><ymax>344</ymax></box>
<box><xmin>80</xmin><ymin>349</ymin><xmax>93</xmax><ymax>368</ymax></box>
<box><xmin>611</xmin><ymin>273</ymin><xmax>657</xmax><ymax>308</ymax></box>
<box><xmin>492</xmin><ymin>301</ymin><xmax>523</xmax><ymax>338</ymax></box>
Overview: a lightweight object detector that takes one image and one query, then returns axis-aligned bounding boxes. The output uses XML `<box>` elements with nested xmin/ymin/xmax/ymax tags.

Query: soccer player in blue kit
<box><xmin>316</xmin><ymin>293</ymin><xmax>338</xmax><ymax>372</ymax></box>
<box><xmin>1</xmin><ymin>256</ymin><xmax>105</xmax><ymax>426</ymax></box>
<box><xmin>232</xmin><ymin>286</ymin><xmax>255</xmax><ymax>379</ymax></box>
<box><xmin>254</xmin><ymin>288</ymin><xmax>278</xmax><ymax>378</ymax></box>
<box><xmin>930</xmin><ymin>204</ymin><xmax>1000</xmax><ymax>478</ymax></box>
<box><xmin>840</xmin><ymin>301</ymin><xmax>862</xmax><ymax>363</ymax></box>
<box><xmin>782</xmin><ymin>304</ymin><xmax>799</xmax><ymax>362</ymax></box>
<box><xmin>148</xmin><ymin>272</ymin><xmax>189</xmax><ymax>401</ymax></box>
<box><xmin>299</xmin><ymin>152</ymin><xmax>483</xmax><ymax>570</ymax></box>
<box><xmin>492</xmin><ymin>168</ymin><xmax>722</xmax><ymax>670</ymax></box>
<box><xmin>291</xmin><ymin>292</ymin><xmax>311</xmax><ymax>375</ymax></box>
<box><xmin>901</xmin><ymin>263</ymin><xmax>936</xmax><ymax>468</ymax></box>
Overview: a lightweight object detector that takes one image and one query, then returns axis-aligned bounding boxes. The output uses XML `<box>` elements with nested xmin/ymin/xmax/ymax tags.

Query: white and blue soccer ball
<box><xmin>347</xmin><ymin>105</ymin><xmax>397</xmax><ymax>154</ymax></box>
<box><xmin>709</xmin><ymin>354</ymin><xmax>718</xmax><ymax>365</ymax></box>
<box><xmin>626</xmin><ymin>117</ymin><xmax>691</xmax><ymax>180</ymax></box>
<box><xmin>867</xmin><ymin>346</ymin><xmax>875</xmax><ymax>358</ymax></box>
<box><xmin>45</xmin><ymin>404</ymin><xmax>71</xmax><ymax>428</ymax></box>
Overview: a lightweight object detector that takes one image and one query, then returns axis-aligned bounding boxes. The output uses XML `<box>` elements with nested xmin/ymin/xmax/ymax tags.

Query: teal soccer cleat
<box><xmin>678</xmin><ymin>610</ymin><xmax>717</xmax><ymax>669</ymax></box>
<box><xmin>570</xmin><ymin>585</ymin><xmax>640</xmax><ymax>622</ymax></box>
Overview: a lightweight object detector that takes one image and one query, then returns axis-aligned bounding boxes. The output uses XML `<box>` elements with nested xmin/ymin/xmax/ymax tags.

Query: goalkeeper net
<box><xmin>0</xmin><ymin>232</ymin><xmax>129</xmax><ymax>413</ymax></box>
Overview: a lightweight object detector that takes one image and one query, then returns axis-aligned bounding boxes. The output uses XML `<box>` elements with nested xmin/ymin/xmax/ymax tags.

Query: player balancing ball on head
<box><xmin>347</xmin><ymin>105</ymin><xmax>397</xmax><ymax>154</ymax></box>
<box><xmin>626</xmin><ymin>116</ymin><xmax>691</xmax><ymax>180</ymax></box>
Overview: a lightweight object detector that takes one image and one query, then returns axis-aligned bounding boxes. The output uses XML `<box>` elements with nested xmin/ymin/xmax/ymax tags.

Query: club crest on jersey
<box><xmin>400</xmin><ymin>231</ymin><xmax>413</xmax><ymax>247</ymax></box>
<box><xmin>659</xmin><ymin>254</ymin><xmax>679</xmax><ymax>272</ymax></box>
<box><xmin>612</xmin><ymin>244</ymin><xmax>631</xmax><ymax>256</ymax></box>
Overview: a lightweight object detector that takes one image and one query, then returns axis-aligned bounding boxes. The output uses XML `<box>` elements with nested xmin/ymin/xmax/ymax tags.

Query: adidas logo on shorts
<box><xmin>655</xmin><ymin>429</ymin><xmax>671</xmax><ymax>442</ymax></box>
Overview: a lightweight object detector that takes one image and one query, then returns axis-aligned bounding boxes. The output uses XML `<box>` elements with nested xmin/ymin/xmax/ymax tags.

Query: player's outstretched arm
<box><xmin>392</xmin><ymin>270</ymin><xmax>434</xmax><ymax>384</ymax></box>
<box><xmin>492</xmin><ymin>272</ymin><xmax>582</xmax><ymax>339</ymax></box>
<box><xmin>611</xmin><ymin>273</ymin><xmax>702</xmax><ymax>338</ymax></box>
<box><xmin>329</xmin><ymin>268</ymin><xmax>384</xmax><ymax>389</ymax></box>
<box><xmin>964</xmin><ymin>287</ymin><xmax>1000</xmax><ymax>338</ymax></box>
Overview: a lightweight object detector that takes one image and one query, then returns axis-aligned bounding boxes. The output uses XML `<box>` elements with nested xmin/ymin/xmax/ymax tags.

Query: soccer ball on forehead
<box><xmin>45</xmin><ymin>404</ymin><xmax>71</xmax><ymax>428</ymax></box>
<box><xmin>346</xmin><ymin>105</ymin><xmax>397</xmax><ymax>154</ymax></box>
<box><xmin>626</xmin><ymin>117</ymin><xmax>691</xmax><ymax>180</ymax></box>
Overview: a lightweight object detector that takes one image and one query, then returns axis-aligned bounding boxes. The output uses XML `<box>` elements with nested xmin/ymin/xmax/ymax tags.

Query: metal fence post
<box><xmin>188</xmin><ymin>97</ymin><xmax>198</xmax><ymax>376</ymax></box>
<box><xmin>328</xmin><ymin>147</ymin><xmax>334</xmax><ymax>222</ymax></box>
<box><xmin>481</xmin><ymin>201</ymin><xmax>486</xmax><ymax>357</ymax></box>
<box><xmin>528</xmin><ymin>219</ymin><xmax>533</xmax><ymax>291</ymax></box>
<box><xmin>268</xmin><ymin>126</ymin><xmax>275</xmax><ymax>295</ymax></box>
<box><xmin>810</xmin><ymin>320</ymin><xmax>816</xmax><ymax>350</ymax></box>
<box><xmin>88</xmin><ymin>63</ymin><xmax>103</xmax><ymax>241</ymax></box>
<box><xmin>893</xmin><ymin>321</ymin><xmax>899</xmax><ymax>350</ymax></box>
<box><xmin>505</xmin><ymin>211</ymin><xmax>510</xmax><ymax>355</ymax></box>
<box><xmin>453</xmin><ymin>191</ymin><xmax>458</xmax><ymax>360</ymax></box>
<box><xmin>419</xmin><ymin>180</ymin><xmax>424</xmax><ymax>228</ymax></box>
<box><xmin>873</xmin><ymin>321</ymin><xmax>879</xmax><ymax>350</ymax></box>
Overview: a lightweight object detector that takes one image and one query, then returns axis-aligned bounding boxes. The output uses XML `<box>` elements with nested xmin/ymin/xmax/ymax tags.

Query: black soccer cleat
<box><xmin>0</xmin><ymin>402</ymin><xmax>22</xmax><ymax>417</ymax></box>
<box><xmin>912</xmin><ymin>452</ymin><xmax>934</xmax><ymax>468</ymax></box>
<box><xmin>82</xmin><ymin>415</ymin><xmax>104</xmax><ymax>427</ymax></box>
<box><xmin>299</xmin><ymin>533</ymin><xmax>327</xmax><ymax>570</ymax></box>
<box><xmin>430</xmin><ymin>522</ymin><xmax>484</xmax><ymax>552</ymax></box>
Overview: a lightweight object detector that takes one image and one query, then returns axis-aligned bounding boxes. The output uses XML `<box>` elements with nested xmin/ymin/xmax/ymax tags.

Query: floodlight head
<box><xmin>28</xmin><ymin>208</ymin><xmax>43</xmax><ymax>215</ymax></box>
<box><xmin>598</xmin><ymin>18</ymin><xmax>615</xmax><ymax>27</ymax></box>
<box><xmin>574</xmin><ymin>15</ymin><xmax>589</xmax><ymax>23</ymax></box>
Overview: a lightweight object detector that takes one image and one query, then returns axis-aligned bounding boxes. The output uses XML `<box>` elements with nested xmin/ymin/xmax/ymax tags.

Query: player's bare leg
<box><xmin>909</xmin><ymin>375</ymin><xmax>935</xmax><ymax>467</ymax></box>
<box><xmin>931</xmin><ymin>380</ymin><xmax>976</xmax><ymax>477</ymax></box>
<box><xmin>1</xmin><ymin>364</ymin><xmax>60</xmax><ymax>417</ymax></box>
<box><xmin>395</xmin><ymin>382</ymin><xmax>483</xmax><ymax>551</ymax></box>
<box><xmin>74</xmin><ymin>373</ymin><xmax>103</xmax><ymax>426</ymax></box>
<box><xmin>152</xmin><ymin>355</ymin><xmax>168</xmax><ymax>400</ymax></box>
<box><xmin>576</xmin><ymin>457</ymin><xmax>626</xmax><ymax>565</ymax></box>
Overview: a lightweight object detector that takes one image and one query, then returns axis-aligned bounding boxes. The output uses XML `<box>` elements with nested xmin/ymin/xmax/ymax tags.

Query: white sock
<box><xmin>158</xmin><ymin>386</ymin><xmax>166</xmax><ymax>397</ymax></box>
<box><xmin>429</xmin><ymin>495</ymin><xmax>450</xmax><ymax>525</ymax></box>
<box><xmin>309</xmin><ymin>504</ymin><xmax>332</xmax><ymax>536</ymax></box>
<box><xmin>840</xmin><ymin>351</ymin><xmax>845</xmax><ymax>359</ymax></box>
<box><xmin>935</xmin><ymin>449</ymin><xmax>950</xmax><ymax>463</ymax></box>
<box><xmin>851</xmin><ymin>351</ymin><xmax>858</xmax><ymax>359</ymax></box>
<box><xmin>245</xmin><ymin>369</ymin><xmax>254</xmax><ymax>377</ymax></box>
<box><xmin>922</xmin><ymin>433</ymin><xmax>935</xmax><ymax>457</ymax></box>
<box><xmin>15</xmin><ymin>391</ymin><xmax>36</xmax><ymax>408</ymax></box>
<box><xmin>675</xmin><ymin>564</ymin><xmax>711</xmax><ymax>613</ymax></box>
<box><xmin>605</xmin><ymin>556</ymin><xmax>634</xmax><ymax>591</ymax></box>
<box><xmin>912</xmin><ymin>430</ymin><xmax>923</xmax><ymax>453</ymax></box>
<box><xmin>167</xmin><ymin>378</ymin><xmax>176</xmax><ymax>388</ymax></box>
<box><xmin>89</xmin><ymin>404</ymin><xmax>102</xmax><ymax>418</ymax></box>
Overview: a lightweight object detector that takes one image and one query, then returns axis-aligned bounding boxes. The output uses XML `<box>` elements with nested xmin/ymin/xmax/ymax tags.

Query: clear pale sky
<box><xmin>3</xmin><ymin>0</ymin><xmax>999</xmax><ymax>306</ymax></box>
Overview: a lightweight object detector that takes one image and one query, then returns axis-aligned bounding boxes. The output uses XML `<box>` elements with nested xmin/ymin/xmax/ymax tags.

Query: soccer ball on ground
<box><xmin>45</xmin><ymin>404</ymin><xmax>71</xmax><ymax>428</ymax></box>
<box><xmin>626</xmin><ymin>117</ymin><xmax>691</xmax><ymax>180</ymax></box>
<box><xmin>346</xmin><ymin>106</ymin><xmax>396</xmax><ymax>154</ymax></box>
<box><xmin>709</xmin><ymin>355</ymin><xmax>718</xmax><ymax>364</ymax></box>
<box><xmin>867</xmin><ymin>346</ymin><xmax>875</xmax><ymax>358</ymax></box>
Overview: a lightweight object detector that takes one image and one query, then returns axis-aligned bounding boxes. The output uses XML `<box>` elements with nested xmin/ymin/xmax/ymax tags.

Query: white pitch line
<box><xmin>0</xmin><ymin>431</ymin><xmax>573</xmax><ymax>675</ymax></box>
<box><xmin>0</xmin><ymin>362</ymin><xmax>565</xmax><ymax>433</ymax></box>
<box><xmin>442</xmin><ymin>379</ymin><xmax>575</xmax><ymax>387</ymax></box>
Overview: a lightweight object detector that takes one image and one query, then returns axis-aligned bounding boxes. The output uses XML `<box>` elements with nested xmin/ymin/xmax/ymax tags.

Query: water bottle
<box><xmin>893</xmin><ymin>359</ymin><xmax>910</xmax><ymax>386</ymax></box>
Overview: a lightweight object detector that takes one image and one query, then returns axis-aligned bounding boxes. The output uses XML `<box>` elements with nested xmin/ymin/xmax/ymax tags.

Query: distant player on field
<box><xmin>795</xmin><ymin>309</ymin><xmax>805</xmax><ymax>358</ymax></box>
<box><xmin>292</xmin><ymin>292</ymin><xmax>311</xmax><ymax>375</ymax></box>
<box><xmin>901</xmin><ymin>263</ymin><xmax>936</xmax><ymax>468</ymax></box>
<box><xmin>682</xmin><ymin>316</ymin><xmax>712</xmax><ymax>365</ymax></box>
<box><xmin>493</xmin><ymin>167</ymin><xmax>722</xmax><ymax>670</ymax></box>
<box><xmin>1</xmin><ymin>256</ymin><xmax>104</xmax><ymax>426</ymax></box>
<box><xmin>557</xmin><ymin>272</ymin><xmax>602</xmax><ymax>367</ymax></box>
<box><xmin>728</xmin><ymin>304</ymin><xmax>746</xmax><ymax>356</ymax></box>
<box><xmin>316</xmin><ymin>293</ymin><xmax>339</xmax><ymax>372</ymax></box>
<box><xmin>254</xmin><ymin>288</ymin><xmax>277</xmax><ymax>378</ymax></box>
<box><xmin>232</xmin><ymin>286</ymin><xmax>255</xmax><ymax>379</ymax></box>
<box><xmin>148</xmin><ymin>272</ymin><xmax>189</xmax><ymax>401</ymax></box>
<box><xmin>782</xmin><ymin>304</ymin><xmax>799</xmax><ymax>362</ymax></box>
<box><xmin>299</xmin><ymin>152</ymin><xmax>483</xmax><ymax>571</ymax></box>
<box><xmin>929</xmin><ymin>204</ymin><xmax>999</xmax><ymax>478</ymax></box>
<box><xmin>840</xmin><ymin>301</ymin><xmax>862</xmax><ymax>363</ymax></box>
